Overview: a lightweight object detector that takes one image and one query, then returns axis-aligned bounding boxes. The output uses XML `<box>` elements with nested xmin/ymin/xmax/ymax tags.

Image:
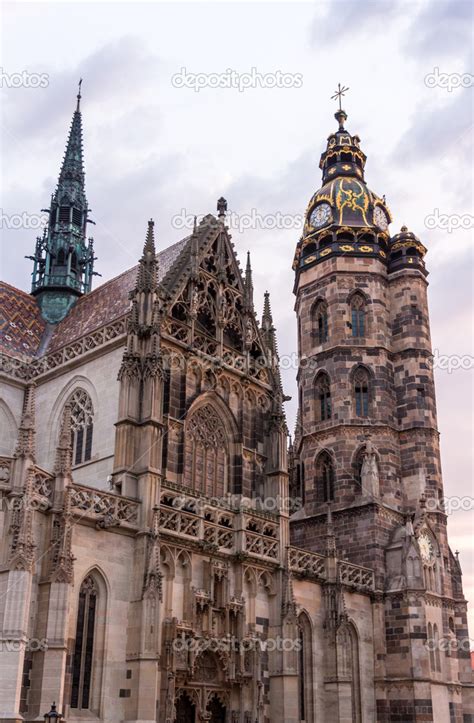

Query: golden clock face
<box><xmin>374</xmin><ymin>206</ymin><xmax>389</xmax><ymax>231</ymax></box>
<box><xmin>310</xmin><ymin>203</ymin><xmax>332</xmax><ymax>229</ymax></box>
<box><xmin>418</xmin><ymin>533</ymin><xmax>434</xmax><ymax>562</ymax></box>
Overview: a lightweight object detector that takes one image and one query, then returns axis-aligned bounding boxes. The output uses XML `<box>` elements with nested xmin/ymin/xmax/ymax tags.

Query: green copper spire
<box><xmin>27</xmin><ymin>80</ymin><xmax>98</xmax><ymax>323</ymax></box>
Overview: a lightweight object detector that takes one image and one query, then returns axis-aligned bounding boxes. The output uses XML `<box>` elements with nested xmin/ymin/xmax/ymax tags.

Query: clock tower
<box><xmin>290</xmin><ymin>103</ymin><xmax>472</xmax><ymax>721</ymax></box>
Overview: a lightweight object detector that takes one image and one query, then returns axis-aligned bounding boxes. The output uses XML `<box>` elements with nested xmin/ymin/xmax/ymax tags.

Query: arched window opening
<box><xmin>337</xmin><ymin>623</ymin><xmax>362</xmax><ymax>723</ymax></box>
<box><xmin>70</xmin><ymin>251</ymin><xmax>78</xmax><ymax>272</ymax></box>
<box><xmin>72</xmin><ymin>208</ymin><xmax>82</xmax><ymax>227</ymax></box>
<box><xmin>298</xmin><ymin>613</ymin><xmax>314</xmax><ymax>722</ymax></box>
<box><xmin>68</xmin><ymin>388</ymin><xmax>94</xmax><ymax>465</ymax></box>
<box><xmin>317</xmin><ymin>451</ymin><xmax>335</xmax><ymax>503</ymax></box>
<box><xmin>315</xmin><ymin>373</ymin><xmax>331</xmax><ymax>422</ymax></box>
<box><xmin>197</xmin><ymin>308</ymin><xmax>216</xmax><ymax>337</ymax></box>
<box><xmin>427</xmin><ymin>622</ymin><xmax>435</xmax><ymax>671</ymax></box>
<box><xmin>71</xmin><ymin>576</ymin><xmax>97</xmax><ymax>710</ymax></box>
<box><xmin>433</xmin><ymin>623</ymin><xmax>441</xmax><ymax>672</ymax></box>
<box><xmin>59</xmin><ymin>206</ymin><xmax>70</xmax><ymax>223</ymax></box>
<box><xmin>354</xmin><ymin>447</ymin><xmax>365</xmax><ymax>486</ymax></box>
<box><xmin>350</xmin><ymin>293</ymin><xmax>366</xmax><ymax>337</ymax></box>
<box><xmin>313</xmin><ymin>301</ymin><xmax>328</xmax><ymax>344</ymax></box>
<box><xmin>184</xmin><ymin>402</ymin><xmax>229</xmax><ymax>497</ymax></box>
<box><xmin>353</xmin><ymin>368</ymin><xmax>369</xmax><ymax>418</ymax></box>
<box><xmin>175</xmin><ymin>692</ymin><xmax>196</xmax><ymax>722</ymax></box>
<box><xmin>302</xmin><ymin>242</ymin><xmax>316</xmax><ymax>258</ymax></box>
<box><xmin>56</xmin><ymin>248</ymin><xmax>66</xmax><ymax>267</ymax></box>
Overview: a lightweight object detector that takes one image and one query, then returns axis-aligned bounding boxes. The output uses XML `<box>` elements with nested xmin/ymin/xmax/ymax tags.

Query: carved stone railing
<box><xmin>159</xmin><ymin>506</ymin><xmax>200</xmax><ymax>538</ymax></box>
<box><xmin>244</xmin><ymin>531</ymin><xmax>279</xmax><ymax>560</ymax></box>
<box><xmin>70</xmin><ymin>483</ymin><xmax>140</xmax><ymax>528</ymax></box>
<box><xmin>203</xmin><ymin>521</ymin><xmax>234</xmax><ymax>550</ymax></box>
<box><xmin>289</xmin><ymin>546</ymin><xmax>326</xmax><ymax>579</ymax></box>
<box><xmin>0</xmin><ymin>317</ymin><xmax>127</xmax><ymax>382</ymax></box>
<box><xmin>159</xmin><ymin>503</ymin><xmax>236</xmax><ymax>552</ymax></box>
<box><xmin>338</xmin><ymin>560</ymin><xmax>375</xmax><ymax>591</ymax></box>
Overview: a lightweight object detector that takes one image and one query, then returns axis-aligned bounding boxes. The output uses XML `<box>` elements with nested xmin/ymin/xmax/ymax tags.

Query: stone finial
<box><xmin>15</xmin><ymin>383</ymin><xmax>36</xmax><ymax>460</ymax></box>
<box><xmin>54</xmin><ymin>404</ymin><xmax>73</xmax><ymax>477</ymax></box>
<box><xmin>217</xmin><ymin>196</ymin><xmax>227</xmax><ymax>221</ymax></box>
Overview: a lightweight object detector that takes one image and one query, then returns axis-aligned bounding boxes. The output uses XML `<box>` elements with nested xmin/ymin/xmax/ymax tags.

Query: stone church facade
<box><xmin>0</xmin><ymin>89</ymin><xmax>472</xmax><ymax>723</ymax></box>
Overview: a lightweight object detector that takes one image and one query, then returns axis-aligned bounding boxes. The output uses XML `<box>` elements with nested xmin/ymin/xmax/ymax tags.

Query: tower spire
<box><xmin>28</xmin><ymin>82</ymin><xmax>97</xmax><ymax>323</ymax></box>
<box><xmin>243</xmin><ymin>251</ymin><xmax>254</xmax><ymax>311</ymax></box>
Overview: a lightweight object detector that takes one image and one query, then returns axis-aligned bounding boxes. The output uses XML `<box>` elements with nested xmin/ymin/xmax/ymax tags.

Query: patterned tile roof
<box><xmin>0</xmin><ymin>282</ymin><xmax>46</xmax><ymax>360</ymax></box>
<box><xmin>0</xmin><ymin>236</ymin><xmax>189</xmax><ymax>360</ymax></box>
<box><xmin>48</xmin><ymin>237</ymin><xmax>189</xmax><ymax>351</ymax></box>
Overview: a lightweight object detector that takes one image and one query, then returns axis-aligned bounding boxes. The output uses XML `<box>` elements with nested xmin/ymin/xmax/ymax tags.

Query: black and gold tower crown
<box><xmin>294</xmin><ymin>95</ymin><xmax>428</xmax><ymax>277</ymax></box>
<box><xmin>294</xmin><ymin>96</ymin><xmax>394</xmax><ymax>272</ymax></box>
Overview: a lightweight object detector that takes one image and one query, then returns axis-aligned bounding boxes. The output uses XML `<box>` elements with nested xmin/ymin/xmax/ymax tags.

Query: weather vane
<box><xmin>331</xmin><ymin>83</ymin><xmax>349</xmax><ymax>111</ymax></box>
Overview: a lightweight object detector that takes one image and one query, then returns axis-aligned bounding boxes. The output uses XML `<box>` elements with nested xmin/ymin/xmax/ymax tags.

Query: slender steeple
<box><xmin>243</xmin><ymin>251</ymin><xmax>254</xmax><ymax>311</ymax></box>
<box><xmin>28</xmin><ymin>80</ymin><xmax>97</xmax><ymax>323</ymax></box>
<box><xmin>261</xmin><ymin>290</ymin><xmax>275</xmax><ymax>349</ymax></box>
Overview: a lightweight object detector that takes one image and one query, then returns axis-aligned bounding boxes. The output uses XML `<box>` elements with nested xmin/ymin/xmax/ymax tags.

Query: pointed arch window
<box><xmin>184</xmin><ymin>402</ymin><xmax>229</xmax><ymax>497</ymax></box>
<box><xmin>427</xmin><ymin>622</ymin><xmax>435</xmax><ymax>671</ymax></box>
<box><xmin>315</xmin><ymin>372</ymin><xmax>331</xmax><ymax>421</ymax></box>
<box><xmin>317</xmin><ymin>451</ymin><xmax>335</xmax><ymax>503</ymax></box>
<box><xmin>354</xmin><ymin>447</ymin><xmax>365</xmax><ymax>486</ymax></box>
<box><xmin>336</xmin><ymin>623</ymin><xmax>362</xmax><ymax>722</ymax></box>
<box><xmin>350</xmin><ymin>293</ymin><xmax>366</xmax><ymax>337</ymax></box>
<box><xmin>71</xmin><ymin>576</ymin><xmax>97</xmax><ymax>709</ymax></box>
<box><xmin>68</xmin><ymin>388</ymin><xmax>94</xmax><ymax>465</ymax></box>
<box><xmin>353</xmin><ymin>368</ymin><xmax>370</xmax><ymax>418</ymax></box>
<box><xmin>298</xmin><ymin>612</ymin><xmax>314</xmax><ymax>722</ymax></box>
<box><xmin>56</xmin><ymin>248</ymin><xmax>66</xmax><ymax>267</ymax></box>
<box><xmin>313</xmin><ymin>300</ymin><xmax>328</xmax><ymax>344</ymax></box>
<box><xmin>433</xmin><ymin>623</ymin><xmax>441</xmax><ymax>672</ymax></box>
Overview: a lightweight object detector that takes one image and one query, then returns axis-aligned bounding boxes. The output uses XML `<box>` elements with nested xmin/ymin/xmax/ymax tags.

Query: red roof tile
<box><xmin>0</xmin><ymin>282</ymin><xmax>46</xmax><ymax>359</ymax></box>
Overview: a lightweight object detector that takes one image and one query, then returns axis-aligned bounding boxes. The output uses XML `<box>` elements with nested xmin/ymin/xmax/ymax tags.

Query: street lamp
<box><xmin>43</xmin><ymin>702</ymin><xmax>63</xmax><ymax>721</ymax></box>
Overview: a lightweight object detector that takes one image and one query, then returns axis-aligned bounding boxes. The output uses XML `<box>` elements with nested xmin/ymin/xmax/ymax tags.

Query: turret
<box><xmin>27</xmin><ymin>81</ymin><xmax>98</xmax><ymax>323</ymax></box>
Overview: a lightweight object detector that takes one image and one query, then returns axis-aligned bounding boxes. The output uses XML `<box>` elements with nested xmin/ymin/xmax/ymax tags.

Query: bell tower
<box><xmin>27</xmin><ymin>81</ymin><xmax>97</xmax><ymax>323</ymax></box>
<box><xmin>290</xmin><ymin>96</ymin><xmax>472</xmax><ymax>720</ymax></box>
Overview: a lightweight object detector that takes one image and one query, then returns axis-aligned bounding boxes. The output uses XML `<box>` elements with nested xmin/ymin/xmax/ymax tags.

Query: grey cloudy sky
<box><xmin>1</xmin><ymin>0</ymin><xmax>473</xmax><ymax>632</ymax></box>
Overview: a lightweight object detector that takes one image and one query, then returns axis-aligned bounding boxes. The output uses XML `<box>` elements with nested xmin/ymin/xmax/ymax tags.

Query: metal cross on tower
<box><xmin>331</xmin><ymin>83</ymin><xmax>350</xmax><ymax>111</ymax></box>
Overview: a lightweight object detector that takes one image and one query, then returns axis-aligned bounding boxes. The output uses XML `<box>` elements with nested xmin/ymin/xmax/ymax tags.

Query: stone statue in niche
<box><xmin>361</xmin><ymin>436</ymin><xmax>379</xmax><ymax>496</ymax></box>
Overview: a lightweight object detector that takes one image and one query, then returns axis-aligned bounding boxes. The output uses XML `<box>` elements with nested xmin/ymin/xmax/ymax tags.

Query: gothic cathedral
<box><xmin>0</xmin><ymin>89</ymin><xmax>472</xmax><ymax>723</ymax></box>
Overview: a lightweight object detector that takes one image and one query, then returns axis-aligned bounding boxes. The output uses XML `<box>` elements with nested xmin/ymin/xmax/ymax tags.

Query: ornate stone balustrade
<box><xmin>159</xmin><ymin>506</ymin><xmax>200</xmax><ymax>538</ymax></box>
<box><xmin>244</xmin><ymin>531</ymin><xmax>279</xmax><ymax>560</ymax></box>
<box><xmin>0</xmin><ymin>317</ymin><xmax>127</xmax><ymax>381</ymax></box>
<box><xmin>203</xmin><ymin>521</ymin><xmax>234</xmax><ymax>550</ymax></box>
<box><xmin>70</xmin><ymin>483</ymin><xmax>140</xmax><ymax>528</ymax></box>
<box><xmin>338</xmin><ymin>560</ymin><xmax>375</xmax><ymax>591</ymax></box>
<box><xmin>289</xmin><ymin>546</ymin><xmax>326</xmax><ymax>579</ymax></box>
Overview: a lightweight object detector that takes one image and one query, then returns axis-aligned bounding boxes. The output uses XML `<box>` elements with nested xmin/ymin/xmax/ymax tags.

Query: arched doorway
<box><xmin>176</xmin><ymin>692</ymin><xmax>196</xmax><ymax>723</ymax></box>
<box><xmin>207</xmin><ymin>694</ymin><xmax>226</xmax><ymax>723</ymax></box>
